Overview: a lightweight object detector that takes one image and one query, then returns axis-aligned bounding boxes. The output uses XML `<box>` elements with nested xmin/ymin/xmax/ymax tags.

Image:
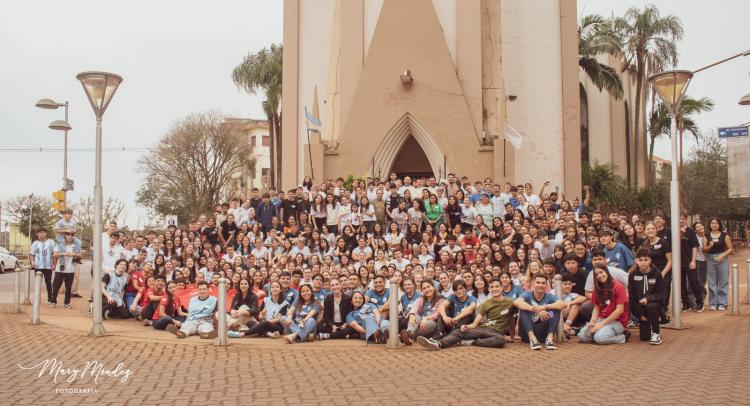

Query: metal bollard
<box><xmin>31</xmin><ymin>271</ymin><xmax>42</xmax><ymax>325</ymax></box>
<box><xmin>745</xmin><ymin>260</ymin><xmax>750</xmax><ymax>305</ymax></box>
<box><xmin>730</xmin><ymin>264</ymin><xmax>740</xmax><ymax>316</ymax></box>
<box><xmin>215</xmin><ymin>278</ymin><xmax>228</xmax><ymax>346</ymax></box>
<box><xmin>23</xmin><ymin>267</ymin><xmax>31</xmax><ymax>305</ymax></box>
<box><xmin>386</xmin><ymin>280</ymin><xmax>401</xmax><ymax>349</ymax></box>
<box><xmin>553</xmin><ymin>275</ymin><xmax>566</xmax><ymax>341</ymax></box>
<box><xmin>13</xmin><ymin>268</ymin><xmax>21</xmax><ymax>314</ymax></box>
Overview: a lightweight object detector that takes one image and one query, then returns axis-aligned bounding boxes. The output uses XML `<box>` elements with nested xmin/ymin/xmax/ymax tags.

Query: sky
<box><xmin>1</xmin><ymin>0</ymin><xmax>748</xmax><ymax>229</ymax></box>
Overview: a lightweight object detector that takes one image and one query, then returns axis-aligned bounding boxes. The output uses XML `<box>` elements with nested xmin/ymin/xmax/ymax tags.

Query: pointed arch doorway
<box><xmin>372</xmin><ymin>113</ymin><xmax>445</xmax><ymax>179</ymax></box>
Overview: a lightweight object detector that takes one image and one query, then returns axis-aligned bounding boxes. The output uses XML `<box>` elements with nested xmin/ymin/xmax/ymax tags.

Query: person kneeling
<box><xmin>514</xmin><ymin>274</ymin><xmax>566</xmax><ymax>350</ymax></box>
<box><xmin>629</xmin><ymin>249</ymin><xmax>666</xmax><ymax>345</ymax></box>
<box><xmin>167</xmin><ymin>281</ymin><xmax>217</xmax><ymax>339</ymax></box>
<box><xmin>347</xmin><ymin>291</ymin><xmax>390</xmax><ymax>343</ymax></box>
<box><xmin>416</xmin><ymin>278</ymin><xmax>513</xmax><ymax>350</ymax></box>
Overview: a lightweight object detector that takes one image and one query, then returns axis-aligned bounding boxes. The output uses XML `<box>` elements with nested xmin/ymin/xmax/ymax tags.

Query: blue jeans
<box><xmin>124</xmin><ymin>292</ymin><xmax>137</xmax><ymax>309</ymax></box>
<box><xmin>282</xmin><ymin>316</ymin><xmax>317</xmax><ymax>341</ymax></box>
<box><xmin>361</xmin><ymin>317</ymin><xmax>390</xmax><ymax>341</ymax></box>
<box><xmin>706</xmin><ymin>254</ymin><xmax>728</xmax><ymax>307</ymax></box>
<box><xmin>578</xmin><ymin>318</ymin><xmax>626</xmax><ymax>344</ymax></box>
<box><xmin>518</xmin><ymin>310</ymin><xmax>559</xmax><ymax>342</ymax></box>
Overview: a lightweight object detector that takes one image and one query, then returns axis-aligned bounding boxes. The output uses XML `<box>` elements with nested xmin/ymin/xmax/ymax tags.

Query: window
<box><xmin>250</xmin><ymin>136</ymin><xmax>256</xmax><ymax>146</ymax></box>
<box><xmin>262</xmin><ymin>135</ymin><xmax>270</xmax><ymax>146</ymax></box>
<box><xmin>261</xmin><ymin>168</ymin><xmax>271</xmax><ymax>177</ymax></box>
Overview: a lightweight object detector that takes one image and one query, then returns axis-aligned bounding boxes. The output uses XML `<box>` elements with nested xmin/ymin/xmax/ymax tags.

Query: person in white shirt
<box><xmin>102</xmin><ymin>233</ymin><xmax>124</xmax><ymax>272</ymax></box>
<box><xmin>221</xmin><ymin>245</ymin><xmax>241</xmax><ymax>264</ymax></box>
<box><xmin>290</xmin><ymin>238</ymin><xmax>311</xmax><ymax>261</ymax></box>
<box><xmin>51</xmin><ymin>232</ymin><xmax>82</xmax><ymax>308</ymax></box>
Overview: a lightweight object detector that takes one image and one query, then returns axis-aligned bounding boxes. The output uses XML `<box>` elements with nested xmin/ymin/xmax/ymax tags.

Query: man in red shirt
<box><xmin>577</xmin><ymin>264</ymin><xmax>631</xmax><ymax>344</ymax></box>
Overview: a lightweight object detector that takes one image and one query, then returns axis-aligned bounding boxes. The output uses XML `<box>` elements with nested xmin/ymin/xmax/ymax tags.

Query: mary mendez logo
<box><xmin>18</xmin><ymin>358</ymin><xmax>134</xmax><ymax>385</ymax></box>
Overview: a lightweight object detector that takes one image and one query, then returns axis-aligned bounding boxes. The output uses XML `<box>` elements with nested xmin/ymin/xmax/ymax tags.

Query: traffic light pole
<box><xmin>63</xmin><ymin>101</ymin><xmax>68</xmax><ymax>206</ymax></box>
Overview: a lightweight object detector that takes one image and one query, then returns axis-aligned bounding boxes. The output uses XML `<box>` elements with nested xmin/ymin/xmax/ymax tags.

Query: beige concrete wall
<box><xmin>502</xmin><ymin>0</ymin><xmax>566</xmax><ymax>191</ymax></box>
<box><xmin>581</xmin><ymin>56</ymin><xmax>614</xmax><ymax>166</ymax></box>
<box><xmin>281</xmin><ymin>0</ymin><xmax>300</xmax><ymax>189</ymax></box>
<box><xmin>457</xmin><ymin>0</ymin><xmax>483</xmax><ymax>140</ymax></box>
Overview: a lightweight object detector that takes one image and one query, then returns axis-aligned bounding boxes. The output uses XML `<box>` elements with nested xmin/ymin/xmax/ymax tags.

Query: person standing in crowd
<box><xmin>678</xmin><ymin>213</ymin><xmax>703</xmax><ymax>312</ymax></box>
<box><xmin>29</xmin><ymin>227</ymin><xmax>56</xmax><ymax>304</ymax></box>
<box><xmin>50</xmin><ymin>231</ymin><xmax>82</xmax><ymax>308</ymax></box>
<box><xmin>690</xmin><ymin>221</ymin><xmax>708</xmax><ymax>310</ymax></box>
<box><xmin>703</xmin><ymin>218</ymin><xmax>733</xmax><ymax>311</ymax></box>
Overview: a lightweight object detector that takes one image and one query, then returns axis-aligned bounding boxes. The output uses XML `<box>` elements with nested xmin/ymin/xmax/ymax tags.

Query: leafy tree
<box><xmin>614</xmin><ymin>5</ymin><xmax>683</xmax><ymax>184</ymax></box>
<box><xmin>648</xmin><ymin>95</ymin><xmax>714</xmax><ymax>179</ymax></box>
<box><xmin>583</xmin><ymin>161</ymin><xmax>668</xmax><ymax>217</ymax></box>
<box><xmin>578</xmin><ymin>14</ymin><xmax>623</xmax><ymax>99</ymax></box>
<box><xmin>136</xmin><ymin>111</ymin><xmax>255</xmax><ymax>223</ymax></box>
<box><xmin>3</xmin><ymin>195</ymin><xmax>58</xmax><ymax>239</ymax></box>
<box><xmin>232</xmin><ymin>44</ymin><xmax>283</xmax><ymax>188</ymax></box>
<box><xmin>73</xmin><ymin>196</ymin><xmax>125</xmax><ymax>249</ymax></box>
<box><xmin>682</xmin><ymin>134</ymin><xmax>750</xmax><ymax>220</ymax></box>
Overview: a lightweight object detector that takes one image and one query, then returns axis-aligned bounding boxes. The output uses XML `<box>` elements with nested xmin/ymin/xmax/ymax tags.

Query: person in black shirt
<box><xmin>201</xmin><ymin>217</ymin><xmax>219</xmax><ymax>246</ymax></box>
<box><xmin>562</xmin><ymin>253</ymin><xmax>587</xmax><ymax>296</ymax></box>
<box><xmin>679</xmin><ymin>213</ymin><xmax>703</xmax><ymax>311</ymax></box>
<box><xmin>628</xmin><ymin>249</ymin><xmax>667</xmax><ymax>344</ymax></box>
<box><xmin>219</xmin><ymin>214</ymin><xmax>239</xmax><ymax>249</ymax></box>
<box><xmin>642</xmin><ymin>221</ymin><xmax>672</xmax><ymax>323</ymax></box>
<box><xmin>280</xmin><ymin>189</ymin><xmax>300</xmax><ymax>225</ymax></box>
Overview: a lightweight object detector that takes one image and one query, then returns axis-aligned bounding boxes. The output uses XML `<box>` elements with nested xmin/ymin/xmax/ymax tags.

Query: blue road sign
<box><xmin>718</xmin><ymin>126</ymin><xmax>749</xmax><ymax>138</ymax></box>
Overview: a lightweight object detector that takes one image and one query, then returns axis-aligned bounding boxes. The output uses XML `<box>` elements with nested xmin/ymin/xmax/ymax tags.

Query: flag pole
<box><xmin>304</xmin><ymin>107</ymin><xmax>315</xmax><ymax>180</ymax></box>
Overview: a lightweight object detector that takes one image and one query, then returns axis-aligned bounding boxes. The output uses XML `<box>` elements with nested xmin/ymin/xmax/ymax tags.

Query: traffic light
<box><xmin>52</xmin><ymin>190</ymin><xmax>66</xmax><ymax>212</ymax></box>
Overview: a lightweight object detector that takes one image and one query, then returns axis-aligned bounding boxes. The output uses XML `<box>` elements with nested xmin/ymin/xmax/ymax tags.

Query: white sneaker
<box><xmin>718</xmin><ymin>306</ymin><xmax>726</xmax><ymax>311</ymax></box>
<box><xmin>649</xmin><ymin>333</ymin><xmax>662</xmax><ymax>345</ymax></box>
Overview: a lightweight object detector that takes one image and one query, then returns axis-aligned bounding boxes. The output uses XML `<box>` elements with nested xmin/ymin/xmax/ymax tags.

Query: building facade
<box><xmin>281</xmin><ymin>0</ymin><xmax>645</xmax><ymax>195</ymax></box>
<box><xmin>224</xmin><ymin>118</ymin><xmax>271</xmax><ymax>194</ymax></box>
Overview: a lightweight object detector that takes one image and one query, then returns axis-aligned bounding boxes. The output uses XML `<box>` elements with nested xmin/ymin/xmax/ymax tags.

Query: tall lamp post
<box><xmin>648</xmin><ymin>70</ymin><xmax>693</xmax><ymax>329</ymax></box>
<box><xmin>76</xmin><ymin>71</ymin><xmax>123</xmax><ymax>337</ymax></box>
<box><xmin>35</xmin><ymin>99</ymin><xmax>72</xmax><ymax>198</ymax></box>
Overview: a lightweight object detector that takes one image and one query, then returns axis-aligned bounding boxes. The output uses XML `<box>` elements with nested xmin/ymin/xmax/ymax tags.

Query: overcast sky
<box><xmin>1</xmin><ymin>1</ymin><xmax>747</xmax><ymax>228</ymax></box>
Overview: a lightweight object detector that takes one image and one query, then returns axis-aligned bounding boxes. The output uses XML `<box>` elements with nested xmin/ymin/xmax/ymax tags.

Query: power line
<box><xmin>0</xmin><ymin>147</ymin><xmax>152</xmax><ymax>153</ymax></box>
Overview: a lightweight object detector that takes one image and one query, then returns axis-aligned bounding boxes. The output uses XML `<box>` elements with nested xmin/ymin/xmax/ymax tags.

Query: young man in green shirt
<box><xmin>417</xmin><ymin>279</ymin><xmax>514</xmax><ymax>350</ymax></box>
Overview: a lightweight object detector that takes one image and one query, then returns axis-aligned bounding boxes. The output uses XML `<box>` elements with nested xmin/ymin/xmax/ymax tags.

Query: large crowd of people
<box><xmin>28</xmin><ymin>173</ymin><xmax>736</xmax><ymax>350</ymax></box>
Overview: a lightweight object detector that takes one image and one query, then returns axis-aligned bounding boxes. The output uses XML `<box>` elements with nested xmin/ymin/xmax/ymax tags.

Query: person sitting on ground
<box><xmin>227</xmin><ymin>278</ymin><xmax>260</xmax><ymax>331</ymax></box>
<box><xmin>319</xmin><ymin>278</ymin><xmax>354</xmax><ymax>339</ymax></box>
<box><xmin>416</xmin><ymin>278</ymin><xmax>514</xmax><ymax>350</ymax></box>
<box><xmin>152</xmin><ymin>281</ymin><xmax>188</xmax><ymax>330</ymax></box>
<box><xmin>560</xmin><ymin>274</ymin><xmax>587</xmax><ymax>336</ymax></box>
<box><xmin>141</xmin><ymin>276</ymin><xmax>166</xmax><ymax>325</ymax></box>
<box><xmin>397</xmin><ymin>277</ymin><xmax>422</xmax><ymax>337</ymax></box>
<box><xmin>578</xmin><ymin>264</ymin><xmax>630</xmax><ymax>345</ymax></box>
<box><xmin>400</xmin><ymin>279</ymin><xmax>445</xmax><ymax>345</ymax></box>
<box><xmin>438</xmin><ymin>280</ymin><xmax>477</xmax><ymax>333</ymax></box>
<box><xmin>129</xmin><ymin>275</ymin><xmax>155</xmax><ymax>319</ymax></box>
<box><xmin>347</xmin><ymin>291</ymin><xmax>390</xmax><ymax>343</ymax></box>
<box><xmin>514</xmin><ymin>274</ymin><xmax>566</xmax><ymax>350</ymax></box>
<box><xmin>281</xmin><ymin>284</ymin><xmax>320</xmax><ymax>343</ymax></box>
<box><xmin>229</xmin><ymin>281</ymin><xmax>288</xmax><ymax>338</ymax></box>
<box><xmin>101</xmin><ymin>259</ymin><xmax>131</xmax><ymax>319</ymax></box>
<box><xmin>628</xmin><ymin>249</ymin><xmax>667</xmax><ymax>345</ymax></box>
<box><xmin>365</xmin><ymin>274</ymin><xmax>391</xmax><ymax>318</ymax></box>
<box><xmin>167</xmin><ymin>281</ymin><xmax>218</xmax><ymax>339</ymax></box>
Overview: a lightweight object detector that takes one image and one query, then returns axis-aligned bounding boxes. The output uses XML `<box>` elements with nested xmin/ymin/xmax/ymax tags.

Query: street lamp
<box><xmin>740</xmin><ymin>93</ymin><xmax>750</xmax><ymax>106</ymax></box>
<box><xmin>35</xmin><ymin>99</ymin><xmax>72</xmax><ymax>200</ymax></box>
<box><xmin>76</xmin><ymin>71</ymin><xmax>123</xmax><ymax>337</ymax></box>
<box><xmin>648</xmin><ymin>70</ymin><xmax>693</xmax><ymax>329</ymax></box>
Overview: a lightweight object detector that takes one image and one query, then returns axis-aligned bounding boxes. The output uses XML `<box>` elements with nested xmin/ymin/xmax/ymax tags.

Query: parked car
<box><xmin>0</xmin><ymin>247</ymin><xmax>18</xmax><ymax>273</ymax></box>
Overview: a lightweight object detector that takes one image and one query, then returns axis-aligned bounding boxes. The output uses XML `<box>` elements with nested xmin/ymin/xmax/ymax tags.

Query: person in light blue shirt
<box><xmin>167</xmin><ymin>281</ymin><xmax>217</xmax><ymax>339</ymax></box>
<box><xmin>513</xmin><ymin>274</ymin><xmax>566</xmax><ymax>350</ymax></box>
<box><xmin>347</xmin><ymin>291</ymin><xmax>389</xmax><ymax>343</ymax></box>
<box><xmin>601</xmin><ymin>229</ymin><xmax>635</xmax><ymax>271</ymax></box>
<box><xmin>29</xmin><ymin>228</ymin><xmax>56</xmax><ymax>303</ymax></box>
<box><xmin>438</xmin><ymin>280</ymin><xmax>477</xmax><ymax>332</ymax></box>
<box><xmin>54</xmin><ymin>209</ymin><xmax>82</xmax><ymax>252</ymax></box>
<box><xmin>365</xmin><ymin>275</ymin><xmax>390</xmax><ymax>314</ymax></box>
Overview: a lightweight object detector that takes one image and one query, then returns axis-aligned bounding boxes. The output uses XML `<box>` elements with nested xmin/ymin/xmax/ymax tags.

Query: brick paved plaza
<box><xmin>2</xmin><ymin>252</ymin><xmax>750</xmax><ymax>405</ymax></box>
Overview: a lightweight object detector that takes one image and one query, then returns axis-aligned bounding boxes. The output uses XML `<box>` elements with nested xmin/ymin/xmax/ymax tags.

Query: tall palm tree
<box><xmin>232</xmin><ymin>44</ymin><xmax>283</xmax><ymax>188</ymax></box>
<box><xmin>578</xmin><ymin>14</ymin><xmax>623</xmax><ymax>99</ymax></box>
<box><xmin>614</xmin><ymin>5</ymin><xmax>683</xmax><ymax>185</ymax></box>
<box><xmin>648</xmin><ymin>95</ymin><xmax>714</xmax><ymax>178</ymax></box>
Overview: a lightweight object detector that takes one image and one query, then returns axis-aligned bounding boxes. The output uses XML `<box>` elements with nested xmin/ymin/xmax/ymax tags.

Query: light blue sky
<box><xmin>1</xmin><ymin>1</ymin><xmax>747</xmax><ymax>228</ymax></box>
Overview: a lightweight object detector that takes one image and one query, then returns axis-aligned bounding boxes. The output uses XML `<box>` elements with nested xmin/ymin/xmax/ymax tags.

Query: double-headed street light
<box><xmin>76</xmin><ymin>71</ymin><xmax>123</xmax><ymax>337</ymax></box>
<box><xmin>648</xmin><ymin>70</ymin><xmax>693</xmax><ymax>329</ymax></box>
<box><xmin>35</xmin><ymin>99</ymin><xmax>72</xmax><ymax>200</ymax></box>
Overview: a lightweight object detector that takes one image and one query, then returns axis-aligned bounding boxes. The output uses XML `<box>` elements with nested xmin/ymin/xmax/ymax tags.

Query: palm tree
<box><xmin>232</xmin><ymin>44</ymin><xmax>283</xmax><ymax>188</ymax></box>
<box><xmin>648</xmin><ymin>95</ymin><xmax>714</xmax><ymax>178</ymax></box>
<box><xmin>578</xmin><ymin>14</ymin><xmax>623</xmax><ymax>99</ymax></box>
<box><xmin>614</xmin><ymin>5</ymin><xmax>683</xmax><ymax>185</ymax></box>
